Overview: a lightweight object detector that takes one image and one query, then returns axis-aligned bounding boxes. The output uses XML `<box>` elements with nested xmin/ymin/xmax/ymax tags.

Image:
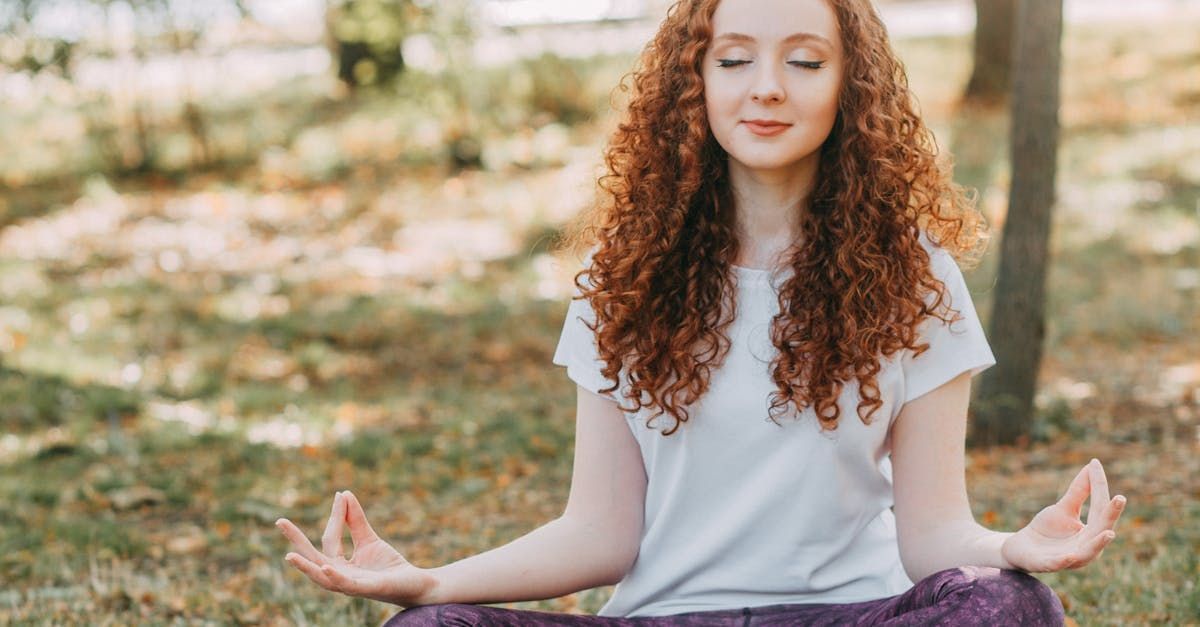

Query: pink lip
<box><xmin>743</xmin><ymin>120</ymin><xmax>792</xmax><ymax>136</ymax></box>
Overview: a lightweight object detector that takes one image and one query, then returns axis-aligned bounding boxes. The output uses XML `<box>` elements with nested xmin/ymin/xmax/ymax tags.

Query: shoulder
<box><xmin>916</xmin><ymin>230</ymin><xmax>954</xmax><ymax>266</ymax></box>
<box><xmin>914</xmin><ymin>230</ymin><xmax>966</xmax><ymax>285</ymax></box>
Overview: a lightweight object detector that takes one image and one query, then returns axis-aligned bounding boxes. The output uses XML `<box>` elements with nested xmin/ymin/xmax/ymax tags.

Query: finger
<box><xmin>1111</xmin><ymin>495</ymin><xmax>1127</xmax><ymax>530</ymax></box>
<box><xmin>1086</xmin><ymin>459</ymin><xmax>1111</xmax><ymax>527</ymax></box>
<box><xmin>1068</xmin><ymin>529</ymin><xmax>1116</xmax><ymax>569</ymax></box>
<box><xmin>322</xmin><ymin>492</ymin><xmax>347</xmax><ymax>559</ymax></box>
<box><xmin>285</xmin><ymin>552</ymin><xmax>337</xmax><ymax>590</ymax></box>
<box><xmin>321</xmin><ymin>562</ymin><xmax>372</xmax><ymax>595</ymax></box>
<box><xmin>276</xmin><ymin>518</ymin><xmax>332</xmax><ymax>567</ymax></box>
<box><xmin>342</xmin><ymin>490</ymin><xmax>382</xmax><ymax>547</ymax></box>
<box><xmin>1056</xmin><ymin>463</ymin><xmax>1091</xmax><ymax>518</ymax></box>
<box><xmin>1097</xmin><ymin>495</ymin><xmax>1127</xmax><ymax>533</ymax></box>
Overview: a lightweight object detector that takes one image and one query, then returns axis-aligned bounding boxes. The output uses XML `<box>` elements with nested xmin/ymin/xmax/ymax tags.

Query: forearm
<box><xmin>899</xmin><ymin>517</ymin><xmax>1015</xmax><ymax>582</ymax></box>
<box><xmin>421</xmin><ymin>515</ymin><xmax>634</xmax><ymax>606</ymax></box>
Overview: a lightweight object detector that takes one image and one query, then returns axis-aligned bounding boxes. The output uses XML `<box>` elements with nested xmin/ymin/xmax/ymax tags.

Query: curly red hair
<box><xmin>557</xmin><ymin>0</ymin><xmax>988</xmax><ymax>435</ymax></box>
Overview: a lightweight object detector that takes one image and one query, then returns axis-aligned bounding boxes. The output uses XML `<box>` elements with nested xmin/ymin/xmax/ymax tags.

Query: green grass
<box><xmin>2</xmin><ymin>13</ymin><xmax>1199</xmax><ymax>627</ymax></box>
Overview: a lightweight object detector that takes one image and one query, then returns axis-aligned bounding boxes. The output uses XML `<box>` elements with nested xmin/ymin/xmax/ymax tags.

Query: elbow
<box><xmin>606</xmin><ymin>543</ymin><xmax>640</xmax><ymax>585</ymax></box>
<box><xmin>896</xmin><ymin>541</ymin><xmax>920</xmax><ymax>583</ymax></box>
<box><xmin>895</xmin><ymin>524</ymin><xmax>938</xmax><ymax>583</ymax></box>
<box><xmin>594</xmin><ymin>526</ymin><xmax>641</xmax><ymax>585</ymax></box>
<box><xmin>560</xmin><ymin>514</ymin><xmax>641</xmax><ymax>586</ymax></box>
<box><xmin>898</xmin><ymin>553</ymin><xmax>929</xmax><ymax>585</ymax></box>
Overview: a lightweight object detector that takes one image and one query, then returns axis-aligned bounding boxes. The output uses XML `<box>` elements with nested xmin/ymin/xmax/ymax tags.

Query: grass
<box><xmin>1</xmin><ymin>12</ymin><xmax>1199</xmax><ymax>627</ymax></box>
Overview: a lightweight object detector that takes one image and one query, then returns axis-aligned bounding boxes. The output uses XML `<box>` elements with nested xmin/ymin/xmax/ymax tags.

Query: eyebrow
<box><xmin>713</xmin><ymin>32</ymin><xmax>835</xmax><ymax>48</ymax></box>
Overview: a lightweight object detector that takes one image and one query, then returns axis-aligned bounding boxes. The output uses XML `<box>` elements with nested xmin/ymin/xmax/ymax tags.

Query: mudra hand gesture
<box><xmin>1001</xmin><ymin>458</ymin><xmax>1127</xmax><ymax>572</ymax></box>
<box><xmin>276</xmin><ymin>490</ymin><xmax>437</xmax><ymax>606</ymax></box>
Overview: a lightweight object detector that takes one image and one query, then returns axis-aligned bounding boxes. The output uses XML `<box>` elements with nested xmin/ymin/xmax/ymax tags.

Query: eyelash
<box><xmin>716</xmin><ymin>59</ymin><xmax>824</xmax><ymax>70</ymax></box>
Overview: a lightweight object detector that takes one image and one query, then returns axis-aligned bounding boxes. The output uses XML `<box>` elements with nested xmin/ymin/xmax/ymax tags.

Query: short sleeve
<box><xmin>900</xmin><ymin>246</ymin><xmax>996</xmax><ymax>405</ymax></box>
<box><xmin>552</xmin><ymin>253</ymin><xmax>620</xmax><ymax>400</ymax></box>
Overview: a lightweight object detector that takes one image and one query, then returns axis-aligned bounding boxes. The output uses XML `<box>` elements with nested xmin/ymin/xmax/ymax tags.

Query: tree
<box><xmin>325</xmin><ymin>0</ymin><xmax>423</xmax><ymax>89</ymax></box>
<box><xmin>970</xmin><ymin>0</ymin><xmax>1064</xmax><ymax>447</ymax></box>
<box><xmin>963</xmin><ymin>0</ymin><xmax>1017</xmax><ymax>106</ymax></box>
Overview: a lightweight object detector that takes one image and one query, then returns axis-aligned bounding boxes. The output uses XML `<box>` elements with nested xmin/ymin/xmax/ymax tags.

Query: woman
<box><xmin>275</xmin><ymin>0</ymin><xmax>1127</xmax><ymax>624</ymax></box>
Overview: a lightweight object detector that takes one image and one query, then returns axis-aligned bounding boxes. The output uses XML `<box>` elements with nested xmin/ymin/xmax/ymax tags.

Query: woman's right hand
<box><xmin>276</xmin><ymin>490</ymin><xmax>439</xmax><ymax>607</ymax></box>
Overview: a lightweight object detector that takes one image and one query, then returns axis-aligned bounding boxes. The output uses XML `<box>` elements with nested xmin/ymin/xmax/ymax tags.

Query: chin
<box><xmin>730</xmin><ymin>154</ymin><xmax>807</xmax><ymax>172</ymax></box>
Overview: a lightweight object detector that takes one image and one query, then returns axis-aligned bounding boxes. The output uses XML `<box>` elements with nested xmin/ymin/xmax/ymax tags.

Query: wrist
<box><xmin>961</xmin><ymin>521</ymin><xmax>1017</xmax><ymax>571</ymax></box>
<box><xmin>415</xmin><ymin>566</ymin><xmax>447</xmax><ymax>606</ymax></box>
<box><xmin>998</xmin><ymin>531</ymin><xmax>1021</xmax><ymax>571</ymax></box>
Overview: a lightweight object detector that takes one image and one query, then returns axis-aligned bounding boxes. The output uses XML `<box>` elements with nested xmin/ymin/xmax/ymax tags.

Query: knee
<box><xmin>381</xmin><ymin>602</ymin><xmax>439</xmax><ymax>624</ymax></box>
<box><xmin>382</xmin><ymin>604</ymin><xmax>441</xmax><ymax>627</ymax></box>
<box><xmin>958</xmin><ymin>566</ymin><xmax>1064</xmax><ymax>625</ymax></box>
<box><xmin>382</xmin><ymin>603</ymin><xmax>491</xmax><ymax>627</ymax></box>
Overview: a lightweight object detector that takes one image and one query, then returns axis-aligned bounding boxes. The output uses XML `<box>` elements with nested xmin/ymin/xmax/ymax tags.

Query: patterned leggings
<box><xmin>382</xmin><ymin>566</ymin><xmax>1064</xmax><ymax>626</ymax></box>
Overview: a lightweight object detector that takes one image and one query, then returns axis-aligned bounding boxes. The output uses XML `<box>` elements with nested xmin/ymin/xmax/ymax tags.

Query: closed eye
<box><xmin>716</xmin><ymin>59</ymin><xmax>826</xmax><ymax>70</ymax></box>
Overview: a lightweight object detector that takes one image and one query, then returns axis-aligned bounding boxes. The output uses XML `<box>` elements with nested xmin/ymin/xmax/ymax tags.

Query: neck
<box><xmin>728</xmin><ymin>154</ymin><xmax>818</xmax><ymax>270</ymax></box>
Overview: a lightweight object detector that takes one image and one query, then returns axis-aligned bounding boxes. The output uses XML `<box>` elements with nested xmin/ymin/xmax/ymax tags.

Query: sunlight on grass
<box><xmin>1</xmin><ymin>8</ymin><xmax>1198</xmax><ymax>625</ymax></box>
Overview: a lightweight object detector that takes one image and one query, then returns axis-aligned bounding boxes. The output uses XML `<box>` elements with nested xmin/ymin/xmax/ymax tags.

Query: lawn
<box><xmin>1</xmin><ymin>11</ymin><xmax>1198</xmax><ymax>627</ymax></box>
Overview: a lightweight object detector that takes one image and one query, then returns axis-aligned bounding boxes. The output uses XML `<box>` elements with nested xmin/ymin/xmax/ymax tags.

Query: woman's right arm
<box><xmin>422</xmin><ymin>384</ymin><xmax>647</xmax><ymax>605</ymax></box>
<box><xmin>278</xmin><ymin>384</ymin><xmax>646</xmax><ymax>608</ymax></box>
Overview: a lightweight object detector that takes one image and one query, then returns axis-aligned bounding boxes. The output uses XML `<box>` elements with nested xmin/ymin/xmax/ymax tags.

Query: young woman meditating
<box><xmin>276</xmin><ymin>0</ymin><xmax>1127</xmax><ymax>624</ymax></box>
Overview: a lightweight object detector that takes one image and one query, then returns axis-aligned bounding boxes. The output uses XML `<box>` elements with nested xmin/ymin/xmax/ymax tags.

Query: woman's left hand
<box><xmin>1001</xmin><ymin>458</ymin><xmax>1127</xmax><ymax>573</ymax></box>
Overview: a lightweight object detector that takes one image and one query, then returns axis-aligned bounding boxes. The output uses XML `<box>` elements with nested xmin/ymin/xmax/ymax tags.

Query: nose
<box><xmin>750</xmin><ymin>64</ymin><xmax>785</xmax><ymax>104</ymax></box>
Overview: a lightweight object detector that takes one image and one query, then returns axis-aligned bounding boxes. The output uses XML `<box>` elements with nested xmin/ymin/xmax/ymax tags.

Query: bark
<box><xmin>970</xmin><ymin>0</ymin><xmax>1063</xmax><ymax>447</ymax></box>
<box><xmin>963</xmin><ymin>0</ymin><xmax>1017</xmax><ymax>106</ymax></box>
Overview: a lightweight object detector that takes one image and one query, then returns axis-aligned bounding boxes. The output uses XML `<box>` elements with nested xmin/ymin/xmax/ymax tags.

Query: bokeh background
<box><xmin>1</xmin><ymin>0</ymin><xmax>1197</xmax><ymax>624</ymax></box>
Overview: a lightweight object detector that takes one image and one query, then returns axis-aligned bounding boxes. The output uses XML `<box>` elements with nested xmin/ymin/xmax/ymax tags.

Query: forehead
<box><xmin>710</xmin><ymin>0</ymin><xmax>840</xmax><ymax>46</ymax></box>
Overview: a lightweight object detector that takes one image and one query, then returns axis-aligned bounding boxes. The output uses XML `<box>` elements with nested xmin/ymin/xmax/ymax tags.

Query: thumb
<box><xmin>342</xmin><ymin>490</ymin><xmax>382</xmax><ymax>546</ymax></box>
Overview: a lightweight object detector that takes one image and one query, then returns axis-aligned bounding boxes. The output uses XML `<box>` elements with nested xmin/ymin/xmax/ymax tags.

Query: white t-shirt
<box><xmin>551</xmin><ymin>237</ymin><xmax>996</xmax><ymax>618</ymax></box>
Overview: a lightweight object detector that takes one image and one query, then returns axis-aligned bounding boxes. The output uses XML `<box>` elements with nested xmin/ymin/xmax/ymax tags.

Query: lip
<box><xmin>742</xmin><ymin>120</ymin><xmax>792</xmax><ymax>136</ymax></box>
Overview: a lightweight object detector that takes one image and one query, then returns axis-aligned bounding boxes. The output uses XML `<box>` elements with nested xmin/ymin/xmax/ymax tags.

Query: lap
<box><xmin>382</xmin><ymin>603</ymin><xmax>746</xmax><ymax>626</ymax></box>
<box><xmin>383</xmin><ymin>568</ymin><xmax>1064</xmax><ymax>627</ymax></box>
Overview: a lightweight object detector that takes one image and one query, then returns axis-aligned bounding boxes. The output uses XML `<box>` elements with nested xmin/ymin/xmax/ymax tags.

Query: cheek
<box><xmin>703</xmin><ymin>84</ymin><xmax>739</xmax><ymax>130</ymax></box>
<box><xmin>798</xmin><ymin>78</ymin><xmax>841</xmax><ymax>125</ymax></box>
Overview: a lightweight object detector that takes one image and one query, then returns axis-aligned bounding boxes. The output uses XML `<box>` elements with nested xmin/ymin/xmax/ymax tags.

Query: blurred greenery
<box><xmin>0</xmin><ymin>2</ymin><xmax>1198</xmax><ymax>625</ymax></box>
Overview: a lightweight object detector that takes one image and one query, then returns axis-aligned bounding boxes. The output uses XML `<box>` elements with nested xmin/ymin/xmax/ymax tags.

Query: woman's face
<box><xmin>702</xmin><ymin>0</ymin><xmax>844</xmax><ymax>175</ymax></box>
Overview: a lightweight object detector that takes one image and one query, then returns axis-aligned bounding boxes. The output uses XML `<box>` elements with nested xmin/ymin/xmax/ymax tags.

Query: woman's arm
<box><xmin>890</xmin><ymin>371</ymin><xmax>1010</xmax><ymax>581</ymax></box>
<box><xmin>890</xmin><ymin>371</ymin><xmax>1126</xmax><ymax>581</ymax></box>
<box><xmin>423</xmin><ymin>385</ymin><xmax>646</xmax><ymax>604</ymax></box>
<box><xmin>277</xmin><ymin>384</ymin><xmax>647</xmax><ymax>607</ymax></box>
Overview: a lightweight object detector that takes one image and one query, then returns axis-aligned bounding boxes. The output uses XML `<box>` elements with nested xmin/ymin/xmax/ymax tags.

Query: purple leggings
<box><xmin>382</xmin><ymin>566</ymin><xmax>1064</xmax><ymax>626</ymax></box>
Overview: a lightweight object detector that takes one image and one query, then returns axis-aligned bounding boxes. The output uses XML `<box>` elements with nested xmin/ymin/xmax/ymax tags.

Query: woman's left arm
<box><xmin>890</xmin><ymin>371</ymin><xmax>1128</xmax><ymax>582</ymax></box>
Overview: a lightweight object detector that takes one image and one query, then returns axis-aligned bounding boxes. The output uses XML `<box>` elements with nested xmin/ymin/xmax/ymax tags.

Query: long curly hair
<box><xmin>557</xmin><ymin>0</ymin><xmax>989</xmax><ymax>435</ymax></box>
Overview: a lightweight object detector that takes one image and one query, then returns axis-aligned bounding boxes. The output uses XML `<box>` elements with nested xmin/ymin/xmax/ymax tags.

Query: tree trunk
<box><xmin>963</xmin><ymin>0</ymin><xmax>1017</xmax><ymax>106</ymax></box>
<box><xmin>970</xmin><ymin>0</ymin><xmax>1063</xmax><ymax>447</ymax></box>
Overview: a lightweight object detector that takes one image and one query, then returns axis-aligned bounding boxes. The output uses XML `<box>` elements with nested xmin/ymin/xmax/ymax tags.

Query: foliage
<box><xmin>325</xmin><ymin>0</ymin><xmax>427</xmax><ymax>87</ymax></box>
<box><xmin>0</xmin><ymin>9</ymin><xmax>1198</xmax><ymax>627</ymax></box>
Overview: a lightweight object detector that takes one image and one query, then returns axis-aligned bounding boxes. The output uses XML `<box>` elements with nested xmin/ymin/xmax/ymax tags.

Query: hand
<box><xmin>1001</xmin><ymin>458</ymin><xmax>1127</xmax><ymax>572</ymax></box>
<box><xmin>276</xmin><ymin>490</ymin><xmax>438</xmax><ymax>607</ymax></box>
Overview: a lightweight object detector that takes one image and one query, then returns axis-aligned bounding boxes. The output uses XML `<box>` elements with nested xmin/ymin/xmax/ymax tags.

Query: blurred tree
<box><xmin>325</xmin><ymin>0</ymin><xmax>424</xmax><ymax>89</ymax></box>
<box><xmin>971</xmin><ymin>0</ymin><xmax>1063</xmax><ymax>447</ymax></box>
<box><xmin>0</xmin><ymin>0</ymin><xmax>76</xmax><ymax>77</ymax></box>
<box><xmin>963</xmin><ymin>0</ymin><xmax>1016</xmax><ymax>106</ymax></box>
<box><xmin>3</xmin><ymin>0</ymin><xmax>245</xmax><ymax>174</ymax></box>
